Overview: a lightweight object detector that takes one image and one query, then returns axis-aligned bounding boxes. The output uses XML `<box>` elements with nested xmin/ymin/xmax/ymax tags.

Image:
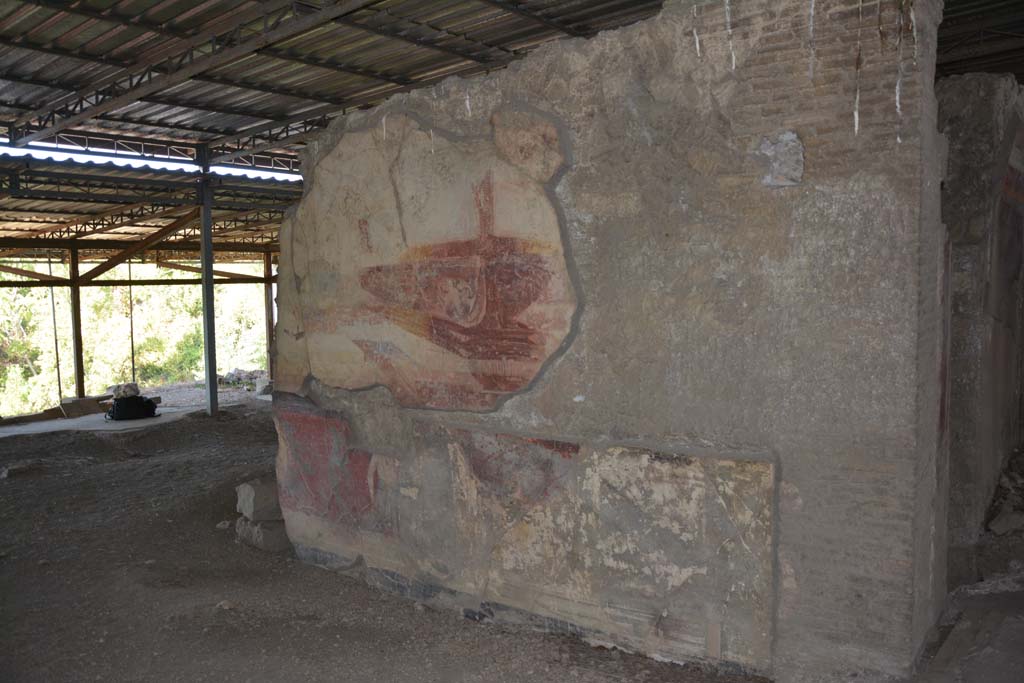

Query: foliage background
<box><xmin>0</xmin><ymin>261</ymin><xmax>271</xmax><ymax>416</ymax></box>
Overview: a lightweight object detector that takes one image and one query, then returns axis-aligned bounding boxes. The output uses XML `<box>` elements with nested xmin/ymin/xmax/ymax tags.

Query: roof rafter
<box><xmin>0</xmin><ymin>236</ymin><xmax>279</xmax><ymax>252</ymax></box>
<box><xmin>80</xmin><ymin>208</ymin><xmax>200</xmax><ymax>281</ymax></box>
<box><xmin>335</xmin><ymin>14</ymin><xmax>491</xmax><ymax>64</ymax></box>
<box><xmin>10</xmin><ymin>0</ymin><xmax>298</xmax><ymax>123</ymax></box>
<box><xmin>208</xmin><ymin>58</ymin><xmax>502</xmax><ymax>163</ymax></box>
<box><xmin>0</xmin><ymin>34</ymin><xmax>355</xmax><ymax>111</ymax></box>
<box><xmin>9</xmin><ymin>0</ymin><xmax>383</xmax><ymax>146</ymax></box>
<box><xmin>474</xmin><ymin>0</ymin><xmax>589</xmax><ymax>37</ymax></box>
<box><xmin>0</xmin><ymin>58</ymin><xmax>292</xmax><ymax>128</ymax></box>
<box><xmin>19</xmin><ymin>0</ymin><xmax>413</xmax><ymax>86</ymax></box>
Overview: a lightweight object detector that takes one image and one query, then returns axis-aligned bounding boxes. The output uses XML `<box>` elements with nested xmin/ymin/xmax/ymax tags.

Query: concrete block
<box><xmin>235</xmin><ymin>517</ymin><xmax>291</xmax><ymax>553</ymax></box>
<box><xmin>235</xmin><ymin>478</ymin><xmax>282</xmax><ymax>521</ymax></box>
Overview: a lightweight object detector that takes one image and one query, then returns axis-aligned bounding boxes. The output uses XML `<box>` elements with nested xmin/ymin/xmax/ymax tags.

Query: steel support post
<box><xmin>69</xmin><ymin>246</ymin><xmax>85</xmax><ymax>398</ymax></box>
<box><xmin>199</xmin><ymin>148</ymin><xmax>218</xmax><ymax>416</ymax></box>
<box><xmin>263</xmin><ymin>253</ymin><xmax>275</xmax><ymax>381</ymax></box>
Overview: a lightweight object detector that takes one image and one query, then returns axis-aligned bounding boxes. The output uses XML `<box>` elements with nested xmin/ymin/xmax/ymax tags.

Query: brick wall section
<box><xmin>675</xmin><ymin>0</ymin><xmax>947</xmax><ymax>677</ymax></box>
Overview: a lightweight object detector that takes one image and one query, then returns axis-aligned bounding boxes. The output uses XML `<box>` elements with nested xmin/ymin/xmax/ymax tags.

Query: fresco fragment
<box><xmin>282</xmin><ymin>113</ymin><xmax>576</xmax><ymax>411</ymax></box>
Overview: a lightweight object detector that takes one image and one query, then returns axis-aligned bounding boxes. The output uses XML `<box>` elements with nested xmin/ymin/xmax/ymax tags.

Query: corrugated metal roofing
<box><xmin>0</xmin><ymin>0</ymin><xmax>664</xmax><ymax>259</ymax></box>
<box><xmin>0</xmin><ymin>0</ymin><xmax>1020</xmax><ymax>262</ymax></box>
<box><xmin>938</xmin><ymin>0</ymin><xmax>1024</xmax><ymax>82</ymax></box>
<box><xmin>0</xmin><ymin>0</ymin><xmax>665</xmax><ymax>151</ymax></box>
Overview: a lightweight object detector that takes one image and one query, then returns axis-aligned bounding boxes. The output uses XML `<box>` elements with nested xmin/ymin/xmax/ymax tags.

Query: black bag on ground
<box><xmin>106</xmin><ymin>396</ymin><xmax>158</xmax><ymax>421</ymax></box>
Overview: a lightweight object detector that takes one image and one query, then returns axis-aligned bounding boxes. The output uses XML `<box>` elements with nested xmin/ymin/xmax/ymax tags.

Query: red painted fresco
<box><xmin>275</xmin><ymin>398</ymin><xmax>396</xmax><ymax>534</ymax></box>
<box><xmin>525</xmin><ymin>437</ymin><xmax>580</xmax><ymax>460</ymax></box>
<box><xmin>353</xmin><ymin>170</ymin><xmax>569</xmax><ymax>409</ymax></box>
<box><xmin>417</xmin><ymin>422</ymin><xmax>578</xmax><ymax>506</ymax></box>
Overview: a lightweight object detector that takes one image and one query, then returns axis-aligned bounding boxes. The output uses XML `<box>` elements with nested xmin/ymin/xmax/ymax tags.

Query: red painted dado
<box><xmin>275</xmin><ymin>396</ymin><xmax>583</xmax><ymax>539</ymax></box>
<box><xmin>413</xmin><ymin>421</ymin><xmax>579</xmax><ymax>506</ymax></box>
<box><xmin>275</xmin><ymin>398</ymin><xmax>396</xmax><ymax>535</ymax></box>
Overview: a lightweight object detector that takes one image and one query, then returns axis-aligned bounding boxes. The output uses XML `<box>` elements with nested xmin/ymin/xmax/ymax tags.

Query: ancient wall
<box><xmin>938</xmin><ymin>73</ymin><xmax>1024</xmax><ymax>587</ymax></box>
<box><xmin>274</xmin><ymin>1</ymin><xmax>947</xmax><ymax>681</ymax></box>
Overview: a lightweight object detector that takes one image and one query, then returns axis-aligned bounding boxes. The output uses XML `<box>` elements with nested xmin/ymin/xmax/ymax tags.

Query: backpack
<box><xmin>106</xmin><ymin>396</ymin><xmax>158</xmax><ymax>421</ymax></box>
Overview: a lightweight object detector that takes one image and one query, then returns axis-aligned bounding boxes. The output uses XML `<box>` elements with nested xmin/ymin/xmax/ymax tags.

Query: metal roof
<box><xmin>0</xmin><ymin>152</ymin><xmax>298</xmax><ymax>261</ymax></box>
<box><xmin>938</xmin><ymin>0</ymin><xmax>1024</xmax><ymax>82</ymax></box>
<box><xmin>0</xmin><ymin>0</ymin><xmax>664</xmax><ymax>163</ymax></box>
<box><xmin>0</xmin><ymin>0</ymin><xmax>1021</xmax><ymax>266</ymax></box>
<box><xmin>0</xmin><ymin>0</ymin><xmax>664</xmax><ymax>263</ymax></box>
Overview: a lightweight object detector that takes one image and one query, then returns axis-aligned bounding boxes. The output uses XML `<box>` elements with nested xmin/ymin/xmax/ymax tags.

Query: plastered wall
<box><xmin>274</xmin><ymin>1</ymin><xmax>948</xmax><ymax>680</ymax></box>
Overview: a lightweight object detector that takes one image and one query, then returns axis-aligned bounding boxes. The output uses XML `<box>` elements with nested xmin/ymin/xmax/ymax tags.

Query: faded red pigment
<box><xmin>356</xmin><ymin>170</ymin><xmax>561</xmax><ymax>406</ymax></box>
<box><xmin>275</xmin><ymin>404</ymin><xmax>394</xmax><ymax>534</ymax></box>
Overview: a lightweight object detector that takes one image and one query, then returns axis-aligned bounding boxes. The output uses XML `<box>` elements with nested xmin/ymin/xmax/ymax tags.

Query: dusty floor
<box><xmin>151</xmin><ymin>381</ymin><xmax>262</xmax><ymax>408</ymax></box>
<box><xmin>0</xmin><ymin>400</ymin><xmax>766</xmax><ymax>683</ymax></box>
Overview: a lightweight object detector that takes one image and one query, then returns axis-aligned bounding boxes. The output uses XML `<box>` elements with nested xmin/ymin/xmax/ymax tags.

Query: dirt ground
<box><xmin>143</xmin><ymin>381</ymin><xmax>258</xmax><ymax>408</ymax></box>
<box><xmin>0</xmin><ymin>399</ymin><xmax>766</xmax><ymax>683</ymax></box>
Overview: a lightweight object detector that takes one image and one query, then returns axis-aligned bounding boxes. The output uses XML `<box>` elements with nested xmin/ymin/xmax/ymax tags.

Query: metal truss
<box><xmin>8</xmin><ymin>0</ymin><xmax>382</xmax><ymax>145</ymax></box>
<box><xmin>208</xmin><ymin>57</ymin><xmax>499</xmax><ymax>163</ymax></box>
<box><xmin>20</xmin><ymin>0</ymin><xmax>413</xmax><ymax>87</ymax></box>
<box><xmin>475</xmin><ymin>1</ymin><xmax>588</xmax><ymax>37</ymax></box>
<box><xmin>6</xmin><ymin>125</ymin><xmax>301</xmax><ymax>173</ymax></box>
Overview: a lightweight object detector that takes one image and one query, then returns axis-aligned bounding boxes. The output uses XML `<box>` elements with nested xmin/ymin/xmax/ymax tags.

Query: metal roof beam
<box><xmin>474</xmin><ymin>0</ymin><xmax>589</xmax><ymax>37</ymax></box>
<box><xmin>1</xmin><ymin>201</ymin><xmax>189</xmax><ymax>241</ymax></box>
<box><xmin>0</xmin><ymin>262</ymin><xmax>66</xmax><ymax>281</ymax></box>
<box><xmin>0</xmin><ymin>236</ymin><xmax>279</xmax><ymax>252</ymax></box>
<box><xmin>11</xmin><ymin>0</ymin><xmax>299</xmax><ymax>120</ymax></box>
<box><xmin>0</xmin><ymin>64</ymin><xmax>289</xmax><ymax>129</ymax></box>
<box><xmin>939</xmin><ymin>3</ymin><xmax>1024</xmax><ymax>40</ymax></box>
<box><xmin>938</xmin><ymin>35</ymin><xmax>1024</xmax><ymax>66</ymax></box>
<box><xmin>9</xmin><ymin>0</ymin><xmax>383</xmax><ymax>146</ymax></box>
<box><xmin>0</xmin><ymin>35</ymin><xmax>352</xmax><ymax>112</ymax></box>
<box><xmin>208</xmin><ymin>58</ymin><xmax>501</xmax><ymax>162</ymax></box>
<box><xmin>154</xmin><ymin>259</ymin><xmax>255</xmax><ymax>280</ymax></box>
<box><xmin>0</xmin><ymin>277</ymin><xmax>268</xmax><ymax>288</ymax></box>
<box><xmin>336</xmin><ymin>14</ymin><xmax>495</xmax><ymax>64</ymax></box>
<box><xmin>0</xmin><ymin>109</ymin><xmax>301</xmax><ymax>171</ymax></box>
<box><xmin>1</xmin><ymin>186</ymin><xmax>294</xmax><ymax>212</ymax></box>
<box><xmin>19</xmin><ymin>0</ymin><xmax>412</xmax><ymax>86</ymax></box>
<box><xmin>80</xmin><ymin>208</ymin><xmax>201</xmax><ymax>281</ymax></box>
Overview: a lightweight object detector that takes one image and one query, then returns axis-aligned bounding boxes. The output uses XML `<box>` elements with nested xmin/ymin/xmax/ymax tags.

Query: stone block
<box><xmin>235</xmin><ymin>517</ymin><xmax>291</xmax><ymax>553</ymax></box>
<box><xmin>235</xmin><ymin>478</ymin><xmax>282</xmax><ymax>521</ymax></box>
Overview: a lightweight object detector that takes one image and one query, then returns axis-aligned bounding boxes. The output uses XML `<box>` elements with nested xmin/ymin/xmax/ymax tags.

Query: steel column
<box><xmin>199</xmin><ymin>149</ymin><xmax>218</xmax><ymax>416</ymax></box>
<box><xmin>263</xmin><ymin>253</ymin><xmax>275</xmax><ymax>381</ymax></box>
<box><xmin>69</xmin><ymin>247</ymin><xmax>86</xmax><ymax>398</ymax></box>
